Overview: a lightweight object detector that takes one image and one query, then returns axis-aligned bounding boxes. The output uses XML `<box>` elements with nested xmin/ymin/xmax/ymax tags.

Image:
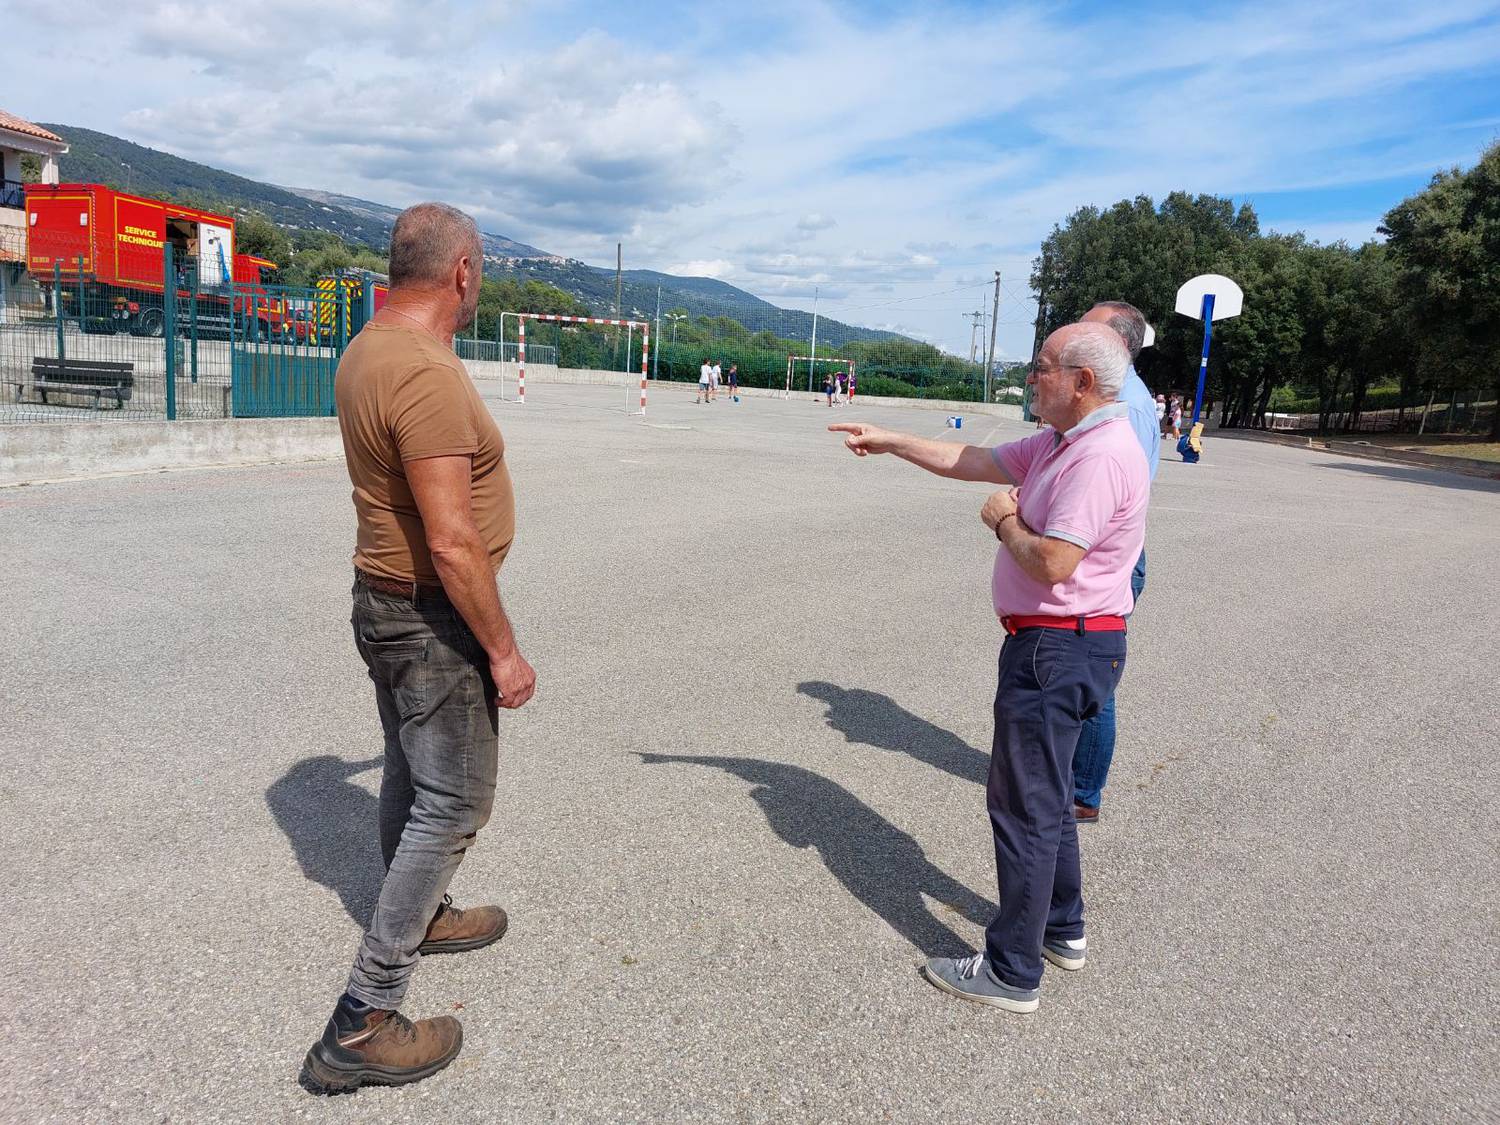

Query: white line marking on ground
<box><xmin>979</xmin><ymin>421</ymin><xmax>1007</xmax><ymax>446</ymax></box>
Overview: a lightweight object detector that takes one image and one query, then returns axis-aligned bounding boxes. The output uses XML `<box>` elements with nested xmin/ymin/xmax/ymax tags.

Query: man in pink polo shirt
<box><xmin>829</xmin><ymin>321</ymin><xmax>1148</xmax><ymax>1013</ymax></box>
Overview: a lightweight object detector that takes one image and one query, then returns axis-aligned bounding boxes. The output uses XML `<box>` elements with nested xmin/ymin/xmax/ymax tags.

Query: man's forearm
<box><xmin>891</xmin><ymin>434</ymin><xmax>1006</xmax><ymax>482</ymax></box>
<box><xmin>998</xmin><ymin>515</ymin><xmax>1058</xmax><ymax>585</ymax></box>
<box><xmin>431</xmin><ymin>537</ymin><xmax>518</xmax><ymax>658</ymax></box>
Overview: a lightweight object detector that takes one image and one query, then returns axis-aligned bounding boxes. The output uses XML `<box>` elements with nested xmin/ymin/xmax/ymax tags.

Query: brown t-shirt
<box><xmin>335</xmin><ymin>323</ymin><xmax>515</xmax><ymax>584</ymax></box>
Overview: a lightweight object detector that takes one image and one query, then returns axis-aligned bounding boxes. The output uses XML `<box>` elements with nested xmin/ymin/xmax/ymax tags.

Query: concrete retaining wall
<box><xmin>0</xmin><ymin>417</ymin><xmax>343</xmax><ymax>487</ymax></box>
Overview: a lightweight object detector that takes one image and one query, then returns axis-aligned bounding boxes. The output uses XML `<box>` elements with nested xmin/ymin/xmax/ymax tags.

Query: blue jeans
<box><xmin>1072</xmin><ymin>550</ymin><xmax>1146</xmax><ymax>810</ymax></box>
<box><xmin>984</xmin><ymin>627</ymin><xmax>1125</xmax><ymax>989</ymax></box>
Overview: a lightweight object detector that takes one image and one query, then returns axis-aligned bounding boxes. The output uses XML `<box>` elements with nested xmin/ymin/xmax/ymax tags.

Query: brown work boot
<box><xmin>302</xmin><ymin>997</ymin><xmax>462</xmax><ymax>1093</ymax></box>
<box><xmin>418</xmin><ymin>894</ymin><xmax>509</xmax><ymax>955</ymax></box>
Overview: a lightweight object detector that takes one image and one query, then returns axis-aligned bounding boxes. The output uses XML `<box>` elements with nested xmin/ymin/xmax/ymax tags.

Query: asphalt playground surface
<box><xmin>2</xmin><ymin>382</ymin><xmax>1496</xmax><ymax>1122</ymax></box>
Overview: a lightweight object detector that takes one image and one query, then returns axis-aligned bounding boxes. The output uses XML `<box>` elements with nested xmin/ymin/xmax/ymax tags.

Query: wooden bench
<box><xmin>12</xmin><ymin>357</ymin><xmax>135</xmax><ymax>409</ymax></box>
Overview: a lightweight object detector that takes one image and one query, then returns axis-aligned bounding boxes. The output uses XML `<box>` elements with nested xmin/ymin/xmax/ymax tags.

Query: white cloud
<box><xmin>665</xmin><ymin>259</ymin><xmax>734</xmax><ymax>278</ymax></box>
<box><xmin>8</xmin><ymin>0</ymin><xmax>1500</xmax><ymax>355</ymax></box>
<box><xmin>116</xmin><ymin>28</ymin><xmax>736</xmax><ymax>243</ymax></box>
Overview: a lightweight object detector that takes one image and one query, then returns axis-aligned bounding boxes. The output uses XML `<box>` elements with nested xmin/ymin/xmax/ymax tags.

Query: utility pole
<box><xmin>985</xmin><ymin>270</ymin><xmax>1000</xmax><ymax>403</ymax></box>
<box><xmin>965</xmin><ymin>310</ymin><xmax>985</xmax><ymax>364</ymax></box>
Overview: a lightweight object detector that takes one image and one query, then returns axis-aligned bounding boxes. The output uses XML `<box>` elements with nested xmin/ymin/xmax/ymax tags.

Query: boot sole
<box><xmin>301</xmin><ymin>1027</ymin><xmax>463</xmax><ymax>1093</ymax></box>
<box><xmin>418</xmin><ymin>915</ymin><xmax>509</xmax><ymax>956</ymax></box>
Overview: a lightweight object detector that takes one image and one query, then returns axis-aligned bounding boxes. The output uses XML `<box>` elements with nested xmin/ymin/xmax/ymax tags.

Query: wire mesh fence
<box><xmin>4</xmin><ymin>227</ymin><xmax>229</xmax><ymax>421</ymax></box>
<box><xmin>1</xmin><ymin>226</ymin><xmax>380</xmax><ymax>423</ymax></box>
<box><xmin>476</xmin><ymin>306</ymin><xmax>1010</xmax><ymax>402</ymax></box>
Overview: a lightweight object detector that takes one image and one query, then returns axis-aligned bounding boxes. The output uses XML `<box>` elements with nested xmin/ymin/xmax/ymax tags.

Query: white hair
<box><xmin>1059</xmin><ymin>323</ymin><xmax>1130</xmax><ymax>400</ymax></box>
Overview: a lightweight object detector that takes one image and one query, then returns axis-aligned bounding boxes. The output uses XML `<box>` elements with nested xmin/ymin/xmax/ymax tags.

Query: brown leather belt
<box><xmin>355</xmin><ymin>568</ymin><xmax>444</xmax><ymax>599</ymax></box>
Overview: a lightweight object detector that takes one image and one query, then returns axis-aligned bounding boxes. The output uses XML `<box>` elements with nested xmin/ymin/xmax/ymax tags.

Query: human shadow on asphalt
<box><xmin>266</xmin><ymin>755</ymin><xmax>384</xmax><ymax>926</ymax></box>
<box><xmin>639</xmin><ymin>753</ymin><xmax>992</xmax><ymax>956</ymax></box>
<box><xmin>798</xmin><ymin>681</ymin><xmax>988</xmax><ymax>785</ymax></box>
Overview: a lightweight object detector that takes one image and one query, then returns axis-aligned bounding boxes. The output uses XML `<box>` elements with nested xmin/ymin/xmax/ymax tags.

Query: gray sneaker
<box><xmin>922</xmin><ymin>954</ymin><xmax>1040</xmax><ymax>1013</ymax></box>
<box><xmin>1042</xmin><ymin>935</ymin><xmax>1087</xmax><ymax>971</ymax></box>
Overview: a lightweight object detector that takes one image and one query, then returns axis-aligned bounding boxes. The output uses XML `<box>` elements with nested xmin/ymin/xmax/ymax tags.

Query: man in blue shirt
<box><xmin>1072</xmin><ymin>301</ymin><xmax>1159</xmax><ymax>822</ymax></box>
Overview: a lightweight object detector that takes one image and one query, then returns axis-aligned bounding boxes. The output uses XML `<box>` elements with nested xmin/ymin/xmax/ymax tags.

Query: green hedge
<box><xmin>1268</xmin><ymin>385</ymin><xmax>1410</xmax><ymax>414</ymax></box>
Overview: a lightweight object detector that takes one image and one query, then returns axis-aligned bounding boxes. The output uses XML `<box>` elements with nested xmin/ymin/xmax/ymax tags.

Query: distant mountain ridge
<box><xmin>281</xmin><ymin>187</ymin><xmax>553</xmax><ymax>260</ymax></box>
<box><xmin>40</xmin><ymin>123</ymin><xmax>908</xmax><ymax>346</ymax></box>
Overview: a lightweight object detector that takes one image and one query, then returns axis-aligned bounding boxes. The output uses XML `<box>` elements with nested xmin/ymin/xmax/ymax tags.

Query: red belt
<box><xmin>1001</xmin><ymin>614</ymin><xmax>1127</xmax><ymax>636</ymax></box>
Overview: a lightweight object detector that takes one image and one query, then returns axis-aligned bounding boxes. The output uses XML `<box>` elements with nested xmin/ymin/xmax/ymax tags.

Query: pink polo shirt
<box><xmin>989</xmin><ymin>403</ymin><xmax>1149</xmax><ymax>619</ymax></box>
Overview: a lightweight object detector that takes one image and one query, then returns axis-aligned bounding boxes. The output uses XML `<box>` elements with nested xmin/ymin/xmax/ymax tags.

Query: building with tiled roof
<box><xmin>0</xmin><ymin>111</ymin><xmax>64</xmax><ymax>148</ymax></box>
<box><xmin>1</xmin><ymin>111</ymin><xmax>67</xmax><ymax>262</ymax></box>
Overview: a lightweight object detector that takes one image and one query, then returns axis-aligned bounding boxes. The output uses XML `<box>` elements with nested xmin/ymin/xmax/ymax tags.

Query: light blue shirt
<box><xmin>1120</xmin><ymin>364</ymin><xmax>1161</xmax><ymax>481</ymax></box>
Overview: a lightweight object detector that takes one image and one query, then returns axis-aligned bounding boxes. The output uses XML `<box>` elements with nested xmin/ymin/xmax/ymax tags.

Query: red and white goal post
<box><xmin>784</xmin><ymin>355</ymin><xmax>855</xmax><ymax>399</ymax></box>
<box><xmin>505</xmin><ymin>312</ymin><xmax>650</xmax><ymax>416</ymax></box>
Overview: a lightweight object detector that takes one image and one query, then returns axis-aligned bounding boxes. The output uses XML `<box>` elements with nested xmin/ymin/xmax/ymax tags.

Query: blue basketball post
<box><xmin>1174</xmin><ymin>273</ymin><xmax>1243</xmax><ymax>464</ymax></box>
<box><xmin>1192</xmin><ymin>292</ymin><xmax>1215</xmax><ymax>426</ymax></box>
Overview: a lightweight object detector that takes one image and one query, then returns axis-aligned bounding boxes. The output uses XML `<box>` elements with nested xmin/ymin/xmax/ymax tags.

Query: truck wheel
<box><xmin>133</xmin><ymin>308</ymin><xmax>164</xmax><ymax>337</ymax></box>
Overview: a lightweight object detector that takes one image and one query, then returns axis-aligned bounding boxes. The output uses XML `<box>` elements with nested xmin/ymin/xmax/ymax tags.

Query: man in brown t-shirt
<box><xmin>303</xmin><ymin>202</ymin><xmax>535</xmax><ymax>1094</ymax></box>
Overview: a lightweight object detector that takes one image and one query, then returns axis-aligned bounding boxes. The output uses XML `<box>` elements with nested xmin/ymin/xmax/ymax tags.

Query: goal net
<box><xmin>496</xmin><ymin>312</ymin><xmax>649</xmax><ymax>416</ymax></box>
<box><xmin>785</xmin><ymin>355</ymin><xmax>854</xmax><ymax>399</ymax></box>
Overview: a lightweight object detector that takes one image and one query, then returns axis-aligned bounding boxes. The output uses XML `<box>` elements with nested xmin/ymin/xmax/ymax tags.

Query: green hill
<box><xmin>40</xmin><ymin>123</ymin><xmax>908</xmax><ymax>346</ymax></box>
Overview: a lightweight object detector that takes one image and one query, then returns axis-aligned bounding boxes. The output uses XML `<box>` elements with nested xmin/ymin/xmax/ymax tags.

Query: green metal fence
<box><xmin>1</xmin><ymin>226</ymin><xmax>377</xmax><ymax>422</ymax></box>
<box><xmin>229</xmin><ymin>274</ymin><xmax>370</xmax><ymax>417</ymax></box>
<box><xmin>3</xmin><ymin>229</ymin><xmax>233</xmax><ymax>422</ymax></box>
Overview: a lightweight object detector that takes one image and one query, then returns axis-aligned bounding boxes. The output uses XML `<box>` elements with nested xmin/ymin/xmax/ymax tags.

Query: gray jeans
<box><xmin>345</xmin><ymin>578</ymin><xmax>499</xmax><ymax>1010</ymax></box>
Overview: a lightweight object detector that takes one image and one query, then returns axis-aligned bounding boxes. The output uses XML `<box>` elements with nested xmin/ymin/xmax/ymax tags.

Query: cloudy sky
<box><xmin>11</xmin><ymin>0</ymin><xmax>1500</xmax><ymax>355</ymax></box>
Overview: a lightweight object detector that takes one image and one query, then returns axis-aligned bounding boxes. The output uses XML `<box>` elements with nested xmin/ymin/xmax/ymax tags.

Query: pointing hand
<box><xmin>828</xmin><ymin>422</ymin><xmax>898</xmax><ymax>456</ymax></box>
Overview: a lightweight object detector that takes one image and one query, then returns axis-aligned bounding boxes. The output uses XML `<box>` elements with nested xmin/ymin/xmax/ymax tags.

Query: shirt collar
<box><xmin>1061</xmin><ymin>400</ymin><xmax>1129</xmax><ymax>443</ymax></box>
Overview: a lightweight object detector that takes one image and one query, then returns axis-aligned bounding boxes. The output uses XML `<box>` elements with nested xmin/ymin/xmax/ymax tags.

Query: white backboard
<box><xmin>1175</xmin><ymin>273</ymin><xmax>1243</xmax><ymax>320</ymax></box>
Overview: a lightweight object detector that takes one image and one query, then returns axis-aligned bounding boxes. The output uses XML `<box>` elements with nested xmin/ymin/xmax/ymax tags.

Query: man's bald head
<box><xmin>1081</xmin><ymin>301</ymin><xmax>1147</xmax><ymax>360</ymax></box>
<box><xmin>388</xmin><ymin>202</ymin><xmax>483</xmax><ymax>291</ymax></box>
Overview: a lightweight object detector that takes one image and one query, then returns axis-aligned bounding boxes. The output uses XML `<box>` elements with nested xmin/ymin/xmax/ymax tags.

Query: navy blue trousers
<box><xmin>984</xmin><ymin>627</ymin><xmax>1126</xmax><ymax>990</ymax></box>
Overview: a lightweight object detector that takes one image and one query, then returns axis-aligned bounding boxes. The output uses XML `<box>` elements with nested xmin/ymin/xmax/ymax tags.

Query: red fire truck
<box><xmin>24</xmin><ymin>183</ymin><xmax>293</xmax><ymax>339</ymax></box>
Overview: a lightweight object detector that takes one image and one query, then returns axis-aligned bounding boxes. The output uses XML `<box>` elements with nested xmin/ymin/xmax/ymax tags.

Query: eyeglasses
<box><xmin>1031</xmin><ymin>363</ymin><xmax>1083</xmax><ymax>378</ymax></box>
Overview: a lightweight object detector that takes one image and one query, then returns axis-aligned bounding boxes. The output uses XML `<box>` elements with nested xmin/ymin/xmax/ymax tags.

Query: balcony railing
<box><xmin>0</xmin><ymin>179</ymin><xmax>23</xmax><ymax>209</ymax></box>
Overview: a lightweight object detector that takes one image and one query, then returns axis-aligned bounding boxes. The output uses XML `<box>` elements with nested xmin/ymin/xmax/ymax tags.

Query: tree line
<box><xmin>1031</xmin><ymin>141</ymin><xmax>1499</xmax><ymax>437</ymax></box>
